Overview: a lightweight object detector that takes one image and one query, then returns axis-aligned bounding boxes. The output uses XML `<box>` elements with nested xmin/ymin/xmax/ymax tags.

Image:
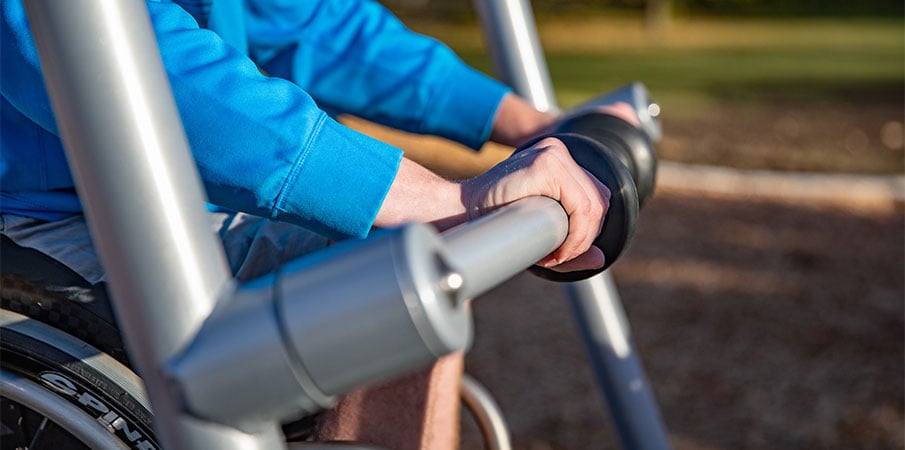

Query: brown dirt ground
<box><xmin>459</xmin><ymin>191</ymin><xmax>903</xmax><ymax>450</ymax></box>
<box><xmin>657</xmin><ymin>91</ymin><xmax>905</xmax><ymax>175</ymax></box>
<box><xmin>345</xmin><ymin>99</ymin><xmax>904</xmax><ymax>449</ymax></box>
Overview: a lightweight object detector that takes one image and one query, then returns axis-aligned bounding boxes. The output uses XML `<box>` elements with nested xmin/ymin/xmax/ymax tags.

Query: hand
<box><xmin>490</xmin><ymin>93</ymin><xmax>641</xmax><ymax>147</ymax></box>
<box><xmin>461</xmin><ymin>137</ymin><xmax>611</xmax><ymax>272</ymax></box>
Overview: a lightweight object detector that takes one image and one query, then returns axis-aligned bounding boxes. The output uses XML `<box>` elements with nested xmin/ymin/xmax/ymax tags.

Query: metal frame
<box><xmin>24</xmin><ymin>1</ymin><xmax>280</xmax><ymax>448</ymax></box>
<box><xmin>22</xmin><ymin>0</ymin><xmax>669</xmax><ymax>449</ymax></box>
<box><xmin>473</xmin><ymin>1</ymin><xmax>671</xmax><ymax>449</ymax></box>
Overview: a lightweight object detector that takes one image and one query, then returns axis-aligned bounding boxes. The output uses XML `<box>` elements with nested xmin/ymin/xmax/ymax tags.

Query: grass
<box><xmin>350</xmin><ymin>15</ymin><xmax>903</xmax><ymax>174</ymax></box>
<box><xmin>383</xmin><ymin>15</ymin><xmax>904</xmax><ymax>174</ymax></box>
<box><xmin>404</xmin><ymin>17</ymin><xmax>904</xmax><ymax>115</ymax></box>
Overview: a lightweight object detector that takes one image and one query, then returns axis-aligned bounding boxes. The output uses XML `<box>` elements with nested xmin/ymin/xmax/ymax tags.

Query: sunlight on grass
<box><xmin>408</xmin><ymin>17</ymin><xmax>904</xmax><ymax>114</ymax></box>
<box><xmin>390</xmin><ymin>16</ymin><xmax>904</xmax><ymax>174</ymax></box>
<box><xmin>411</xmin><ymin>17</ymin><xmax>903</xmax><ymax>53</ymax></box>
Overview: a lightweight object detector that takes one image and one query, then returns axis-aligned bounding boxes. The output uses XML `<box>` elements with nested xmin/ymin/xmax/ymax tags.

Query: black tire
<box><xmin>1</xmin><ymin>308</ymin><xmax>159</xmax><ymax>450</ymax></box>
<box><xmin>0</xmin><ymin>237</ymin><xmax>319</xmax><ymax>445</ymax></box>
<box><xmin>0</xmin><ymin>235</ymin><xmax>128</xmax><ymax>367</ymax></box>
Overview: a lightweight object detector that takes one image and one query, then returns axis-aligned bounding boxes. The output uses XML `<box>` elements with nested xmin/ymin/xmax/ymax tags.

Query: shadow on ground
<box><xmin>461</xmin><ymin>191</ymin><xmax>904</xmax><ymax>450</ymax></box>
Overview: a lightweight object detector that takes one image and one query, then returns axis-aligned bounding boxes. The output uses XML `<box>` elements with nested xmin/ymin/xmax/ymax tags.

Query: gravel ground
<box><xmin>460</xmin><ymin>190</ymin><xmax>904</xmax><ymax>450</ymax></box>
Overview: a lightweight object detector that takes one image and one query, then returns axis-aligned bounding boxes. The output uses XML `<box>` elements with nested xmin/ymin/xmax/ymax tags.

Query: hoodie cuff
<box><xmin>273</xmin><ymin>115</ymin><xmax>403</xmax><ymax>239</ymax></box>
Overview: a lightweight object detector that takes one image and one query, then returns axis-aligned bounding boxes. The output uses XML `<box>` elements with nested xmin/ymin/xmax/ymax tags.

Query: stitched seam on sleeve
<box><xmin>271</xmin><ymin>113</ymin><xmax>327</xmax><ymax>219</ymax></box>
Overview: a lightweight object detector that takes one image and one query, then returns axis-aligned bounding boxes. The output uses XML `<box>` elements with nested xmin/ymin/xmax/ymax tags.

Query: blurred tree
<box><xmin>672</xmin><ymin>0</ymin><xmax>902</xmax><ymax>16</ymax></box>
<box><xmin>380</xmin><ymin>0</ymin><xmax>902</xmax><ymax>19</ymax></box>
<box><xmin>645</xmin><ymin>0</ymin><xmax>673</xmax><ymax>38</ymax></box>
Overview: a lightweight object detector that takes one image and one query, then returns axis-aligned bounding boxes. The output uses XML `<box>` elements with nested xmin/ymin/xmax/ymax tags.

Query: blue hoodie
<box><xmin>0</xmin><ymin>0</ymin><xmax>509</xmax><ymax>239</ymax></box>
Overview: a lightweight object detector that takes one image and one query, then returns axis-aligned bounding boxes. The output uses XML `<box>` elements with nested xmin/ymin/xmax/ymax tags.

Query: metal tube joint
<box><xmin>166</xmin><ymin>195</ymin><xmax>570</xmax><ymax>429</ymax></box>
<box><xmin>166</xmin><ymin>224</ymin><xmax>473</xmax><ymax>429</ymax></box>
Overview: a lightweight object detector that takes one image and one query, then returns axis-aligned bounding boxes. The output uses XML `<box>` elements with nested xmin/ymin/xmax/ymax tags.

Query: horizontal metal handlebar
<box><xmin>442</xmin><ymin>196</ymin><xmax>569</xmax><ymax>301</ymax></box>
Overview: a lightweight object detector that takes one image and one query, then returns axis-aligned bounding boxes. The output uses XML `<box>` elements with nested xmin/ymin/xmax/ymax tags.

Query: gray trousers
<box><xmin>0</xmin><ymin>211</ymin><xmax>330</xmax><ymax>285</ymax></box>
<box><xmin>1</xmin><ymin>211</ymin><xmax>331</xmax><ymax>439</ymax></box>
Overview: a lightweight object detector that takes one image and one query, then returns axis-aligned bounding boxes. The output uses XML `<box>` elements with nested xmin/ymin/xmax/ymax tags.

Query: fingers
<box><xmin>593</xmin><ymin>102</ymin><xmax>641</xmax><ymax>127</ymax></box>
<box><xmin>564</xmin><ymin>101</ymin><xmax>641</xmax><ymax>128</ymax></box>
<box><xmin>533</xmin><ymin>139</ymin><xmax>610</xmax><ymax>269</ymax></box>
<box><xmin>540</xmin><ymin>246</ymin><xmax>605</xmax><ymax>273</ymax></box>
<box><xmin>463</xmin><ymin>136</ymin><xmax>612</xmax><ymax>273</ymax></box>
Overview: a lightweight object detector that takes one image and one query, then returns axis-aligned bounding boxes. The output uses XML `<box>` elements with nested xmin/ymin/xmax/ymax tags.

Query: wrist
<box><xmin>489</xmin><ymin>93</ymin><xmax>558</xmax><ymax>147</ymax></box>
<box><xmin>428</xmin><ymin>180</ymin><xmax>469</xmax><ymax>231</ymax></box>
<box><xmin>374</xmin><ymin>158</ymin><xmax>468</xmax><ymax>232</ymax></box>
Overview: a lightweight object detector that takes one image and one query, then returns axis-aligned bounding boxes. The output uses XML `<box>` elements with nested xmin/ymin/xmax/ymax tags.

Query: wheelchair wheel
<box><xmin>0</xmin><ymin>238</ymin><xmax>503</xmax><ymax>449</ymax></box>
<box><xmin>1</xmin><ymin>308</ymin><xmax>158</xmax><ymax>450</ymax></box>
<box><xmin>0</xmin><ymin>237</ymin><xmax>324</xmax><ymax>446</ymax></box>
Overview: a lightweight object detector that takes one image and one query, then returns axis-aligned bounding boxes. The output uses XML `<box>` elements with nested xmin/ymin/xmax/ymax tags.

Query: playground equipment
<box><xmin>1</xmin><ymin>1</ymin><xmax>671</xmax><ymax>449</ymax></box>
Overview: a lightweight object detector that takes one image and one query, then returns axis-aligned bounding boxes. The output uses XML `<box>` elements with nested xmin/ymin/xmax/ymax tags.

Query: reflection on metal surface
<box><xmin>99</xmin><ymin>3</ymin><xmax>209</xmax><ymax>310</ymax></box>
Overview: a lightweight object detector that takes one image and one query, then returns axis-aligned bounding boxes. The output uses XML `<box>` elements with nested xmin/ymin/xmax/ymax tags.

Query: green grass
<box><xmin>541</xmin><ymin>46</ymin><xmax>903</xmax><ymax>112</ymax></box>
<box><xmin>406</xmin><ymin>17</ymin><xmax>904</xmax><ymax>116</ymax></box>
<box><xmin>395</xmin><ymin>16</ymin><xmax>904</xmax><ymax>174</ymax></box>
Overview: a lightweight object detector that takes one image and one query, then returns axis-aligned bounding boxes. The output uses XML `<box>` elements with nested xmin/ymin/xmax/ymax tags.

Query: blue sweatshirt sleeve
<box><xmin>1</xmin><ymin>0</ymin><xmax>403</xmax><ymax>239</ymax></box>
<box><xmin>242</xmin><ymin>0</ymin><xmax>511</xmax><ymax>150</ymax></box>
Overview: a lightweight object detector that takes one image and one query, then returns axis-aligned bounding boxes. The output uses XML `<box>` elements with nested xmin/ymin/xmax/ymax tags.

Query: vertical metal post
<box><xmin>24</xmin><ymin>1</ymin><xmax>284</xmax><ymax>449</ymax></box>
<box><xmin>472</xmin><ymin>1</ymin><xmax>671</xmax><ymax>448</ymax></box>
<box><xmin>472</xmin><ymin>0</ymin><xmax>558</xmax><ymax>112</ymax></box>
<box><xmin>566</xmin><ymin>276</ymin><xmax>671</xmax><ymax>450</ymax></box>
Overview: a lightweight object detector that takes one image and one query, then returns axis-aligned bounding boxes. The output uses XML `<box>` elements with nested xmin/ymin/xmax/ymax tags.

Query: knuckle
<box><xmin>536</xmin><ymin>136</ymin><xmax>564</xmax><ymax>149</ymax></box>
<box><xmin>590</xmin><ymin>200</ymin><xmax>604</xmax><ymax>220</ymax></box>
<box><xmin>536</xmin><ymin>138</ymin><xmax>570</xmax><ymax>157</ymax></box>
<box><xmin>573</xmin><ymin>194</ymin><xmax>592</xmax><ymax>215</ymax></box>
<box><xmin>534</xmin><ymin>148</ymin><xmax>556</xmax><ymax>163</ymax></box>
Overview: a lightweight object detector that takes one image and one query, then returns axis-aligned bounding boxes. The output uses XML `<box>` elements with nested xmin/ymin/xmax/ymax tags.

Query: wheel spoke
<box><xmin>27</xmin><ymin>417</ymin><xmax>49</xmax><ymax>449</ymax></box>
<box><xmin>1</xmin><ymin>397</ymin><xmax>30</xmax><ymax>450</ymax></box>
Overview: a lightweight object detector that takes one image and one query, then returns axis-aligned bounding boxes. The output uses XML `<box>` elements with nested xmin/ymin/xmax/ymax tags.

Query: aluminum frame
<box><xmin>472</xmin><ymin>1</ymin><xmax>672</xmax><ymax>448</ymax></box>
<box><xmin>23</xmin><ymin>0</ymin><xmax>670</xmax><ymax>448</ymax></box>
<box><xmin>24</xmin><ymin>1</ymin><xmax>281</xmax><ymax>448</ymax></box>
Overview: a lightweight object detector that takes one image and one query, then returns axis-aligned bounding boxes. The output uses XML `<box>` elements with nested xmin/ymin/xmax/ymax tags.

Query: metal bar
<box><xmin>567</xmin><ymin>276</ymin><xmax>671</xmax><ymax>450</ymax></box>
<box><xmin>24</xmin><ymin>1</ymin><xmax>283</xmax><ymax>448</ymax></box>
<box><xmin>473</xmin><ymin>1</ymin><xmax>672</xmax><ymax>448</ymax></box>
<box><xmin>170</xmin><ymin>198</ymin><xmax>565</xmax><ymax>427</ymax></box>
<box><xmin>472</xmin><ymin>0</ymin><xmax>558</xmax><ymax>112</ymax></box>
<box><xmin>442</xmin><ymin>196</ymin><xmax>567</xmax><ymax>301</ymax></box>
<box><xmin>460</xmin><ymin>373</ymin><xmax>512</xmax><ymax>450</ymax></box>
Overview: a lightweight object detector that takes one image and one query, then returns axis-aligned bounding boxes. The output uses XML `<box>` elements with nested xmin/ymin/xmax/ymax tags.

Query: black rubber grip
<box><xmin>514</xmin><ymin>133</ymin><xmax>639</xmax><ymax>282</ymax></box>
<box><xmin>556</xmin><ymin>113</ymin><xmax>657</xmax><ymax>206</ymax></box>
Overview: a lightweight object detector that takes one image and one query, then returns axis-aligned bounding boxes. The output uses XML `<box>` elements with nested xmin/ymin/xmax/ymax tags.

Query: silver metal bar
<box><xmin>461</xmin><ymin>373</ymin><xmax>512</xmax><ymax>450</ymax></box>
<box><xmin>170</xmin><ymin>198</ymin><xmax>564</xmax><ymax>428</ymax></box>
<box><xmin>442</xmin><ymin>196</ymin><xmax>567</xmax><ymax>301</ymax></box>
<box><xmin>473</xmin><ymin>1</ymin><xmax>671</xmax><ymax>448</ymax></box>
<box><xmin>170</xmin><ymin>223</ymin><xmax>472</xmax><ymax>428</ymax></box>
<box><xmin>472</xmin><ymin>0</ymin><xmax>558</xmax><ymax>112</ymax></box>
<box><xmin>567</xmin><ymin>277</ymin><xmax>671</xmax><ymax>450</ymax></box>
<box><xmin>471</xmin><ymin>0</ymin><xmax>631</xmax><ymax>326</ymax></box>
<box><xmin>24</xmin><ymin>1</ymin><xmax>283</xmax><ymax>448</ymax></box>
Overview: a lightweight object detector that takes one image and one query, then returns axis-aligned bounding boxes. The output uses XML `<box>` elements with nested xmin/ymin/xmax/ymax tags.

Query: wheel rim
<box><xmin>1</xmin><ymin>369</ymin><xmax>129</xmax><ymax>450</ymax></box>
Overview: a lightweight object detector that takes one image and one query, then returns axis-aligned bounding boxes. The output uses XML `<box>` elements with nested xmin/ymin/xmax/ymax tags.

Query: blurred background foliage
<box><xmin>382</xmin><ymin>0</ymin><xmax>904</xmax><ymax>21</ymax></box>
<box><xmin>376</xmin><ymin>0</ymin><xmax>904</xmax><ymax>175</ymax></box>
